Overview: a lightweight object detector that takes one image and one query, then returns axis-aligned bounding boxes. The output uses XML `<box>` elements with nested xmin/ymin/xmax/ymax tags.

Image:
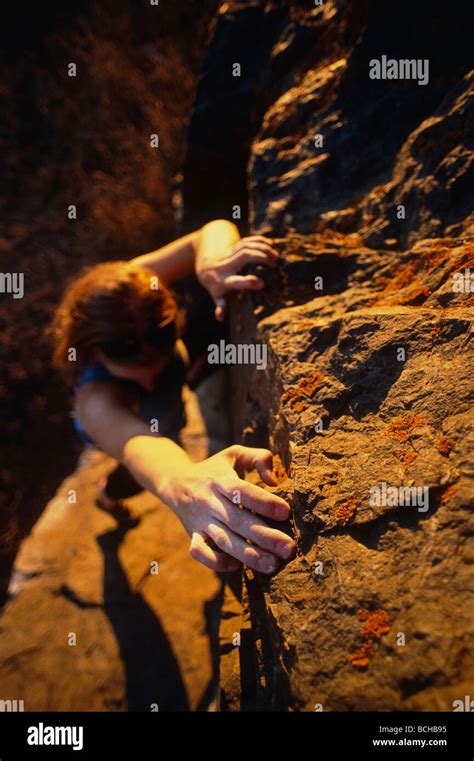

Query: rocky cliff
<box><xmin>184</xmin><ymin>0</ymin><xmax>474</xmax><ymax>710</ymax></box>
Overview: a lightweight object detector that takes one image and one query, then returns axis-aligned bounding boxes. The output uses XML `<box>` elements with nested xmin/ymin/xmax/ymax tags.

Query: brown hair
<box><xmin>50</xmin><ymin>261</ymin><xmax>179</xmax><ymax>384</ymax></box>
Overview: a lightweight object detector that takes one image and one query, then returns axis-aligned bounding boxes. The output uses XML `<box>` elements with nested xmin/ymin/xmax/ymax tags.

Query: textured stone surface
<box><xmin>182</xmin><ymin>1</ymin><xmax>473</xmax><ymax>710</ymax></box>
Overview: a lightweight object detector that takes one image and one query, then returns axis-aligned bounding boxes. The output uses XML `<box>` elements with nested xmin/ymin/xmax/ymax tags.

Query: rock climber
<box><xmin>50</xmin><ymin>219</ymin><xmax>296</xmax><ymax>575</ymax></box>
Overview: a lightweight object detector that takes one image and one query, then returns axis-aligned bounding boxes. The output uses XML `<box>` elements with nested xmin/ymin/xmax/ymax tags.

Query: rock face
<box><xmin>184</xmin><ymin>1</ymin><xmax>474</xmax><ymax>710</ymax></box>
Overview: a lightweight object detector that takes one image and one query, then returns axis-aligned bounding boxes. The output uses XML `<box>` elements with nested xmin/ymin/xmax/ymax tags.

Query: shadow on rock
<box><xmin>96</xmin><ymin>527</ymin><xmax>189</xmax><ymax>711</ymax></box>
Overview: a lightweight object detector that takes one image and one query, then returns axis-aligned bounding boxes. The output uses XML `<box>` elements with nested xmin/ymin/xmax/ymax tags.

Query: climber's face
<box><xmin>96</xmin><ymin>348</ymin><xmax>172</xmax><ymax>392</ymax></box>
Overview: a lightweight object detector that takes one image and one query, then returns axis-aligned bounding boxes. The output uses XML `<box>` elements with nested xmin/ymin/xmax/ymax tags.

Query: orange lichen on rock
<box><xmin>358</xmin><ymin>609</ymin><xmax>391</xmax><ymax>639</ymax></box>
<box><xmin>281</xmin><ymin>388</ymin><xmax>305</xmax><ymax>412</ymax></box>
<box><xmin>440</xmin><ymin>484</ymin><xmax>457</xmax><ymax>504</ymax></box>
<box><xmin>335</xmin><ymin>496</ymin><xmax>357</xmax><ymax>526</ymax></box>
<box><xmin>397</xmin><ymin>448</ymin><xmax>418</xmax><ymax>467</ymax></box>
<box><xmin>348</xmin><ymin>642</ymin><xmax>373</xmax><ymax>668</ymax></box>
<box><xmin>349</xmin><ymin>609</ymin><xmax>390</xmax><ymax>668</ymax></box>
<box><xmin>384</xmin><ymin>413</ymin><xmax>426</xmax><ymax>443</ymax></box>
<box><xmin>298</xmin><ymin>370</ymin><xmax>324</xmax><ymax>398</ymax></box>
<box><xmin>373</xmin><ymin>263</ymin><xmax>430</xmax><ymax>305</ymax></box>
<box><xmin>282</xmin><ymin>370</ymin><xmax>323</xmax><ymax>412</ymax></box>
<box><xmin>435</xmin><ymin>436</ymin><xmax>455</xmax><ymax>455</ymax></box>
<box><xmin>371</xmin><ymin>242</ymin><xmax>461</xmax><ymax>306</ymax></box>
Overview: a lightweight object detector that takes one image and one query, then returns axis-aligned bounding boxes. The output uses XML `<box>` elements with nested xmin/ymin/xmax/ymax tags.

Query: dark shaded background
<box><xmin>0</xmin><ymin>0</ymin><xmax>219</xmax><ymax>605</ymax></box>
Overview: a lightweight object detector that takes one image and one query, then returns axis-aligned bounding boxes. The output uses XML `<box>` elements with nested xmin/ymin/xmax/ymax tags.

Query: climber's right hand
<box><xmin>164</xmin><ymin>445</ymin><xmax>296</xmax><ymax>574</ymax></box>
<box><xmin>196</xmin><ymin>229</ymin><xmax>279</xmax><ymax>322</ymax></box>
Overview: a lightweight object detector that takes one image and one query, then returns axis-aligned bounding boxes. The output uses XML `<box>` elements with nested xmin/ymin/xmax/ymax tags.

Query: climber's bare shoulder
<box><xmin>76</xmin><ymin>381</ymin><xmax>141</xmax><ymax>450</ymax></box>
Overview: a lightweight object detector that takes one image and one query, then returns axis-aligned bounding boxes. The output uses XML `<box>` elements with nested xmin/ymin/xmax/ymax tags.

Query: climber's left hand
<box><xmin>196</xmin><ymin>232</ymin><xmax>279</xmax><ymax>321</ymax></box>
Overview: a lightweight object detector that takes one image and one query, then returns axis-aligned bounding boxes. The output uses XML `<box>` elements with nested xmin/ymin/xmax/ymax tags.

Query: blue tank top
<box><xmin>73</xmin><ymin>363</ymin><xmax>116</xmax><ymax>445</ymax></box>
<box><xmin>72</xmin><ymin>341</ymin><xmax>189</xmax><ymax>446</ymax></box>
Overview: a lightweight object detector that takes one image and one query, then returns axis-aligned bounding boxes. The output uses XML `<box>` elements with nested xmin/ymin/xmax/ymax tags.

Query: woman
<box><xmin>51</xmin><ymin>219</ymin><xmax>296</xmax><ymax>574</ymax></box>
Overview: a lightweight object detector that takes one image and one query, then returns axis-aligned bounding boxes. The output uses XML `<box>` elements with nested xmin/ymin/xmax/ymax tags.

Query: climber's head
<box><xmin>50</xmin><ymin>261</ymin><xmax>179</xmax><ymax>388</ymax></box>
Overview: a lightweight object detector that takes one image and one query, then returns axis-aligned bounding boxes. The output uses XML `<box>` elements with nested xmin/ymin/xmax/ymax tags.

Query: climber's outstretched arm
<box><xmin>76</xmin><ymin>381</ymin><xmax>296</xmax><ymax>574</ymax></box>
<box><xmin>132</xmin><ymin>219</ymin><xmax>279</xmax><ymax>321</ymax></box>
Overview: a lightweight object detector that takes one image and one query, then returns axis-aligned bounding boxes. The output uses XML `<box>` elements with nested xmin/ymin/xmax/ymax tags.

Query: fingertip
<box><xmin>274</xmin><ymin>503</ymin><xmax>291</xmax><ymax>520</ymax></box>
<box><xmin>263</xmin><ymin>469</ymin><xmax>278</xmax><ymax>486</ymax></box>
<box><xmin>282</xmin><ymin>541</ymin><xmax>297</xmax><ymax>560</ymax></box>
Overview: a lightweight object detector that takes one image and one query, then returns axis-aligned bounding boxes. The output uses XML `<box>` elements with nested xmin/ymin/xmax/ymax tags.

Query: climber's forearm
<box><xmin>132</xmin><ymin>230</ymin><xmax>199</xmax><ymax>285</ymax></box>
<box><xmin>122</xmin><ymin>435</ymin><xmax>192</xmax><ymax>503</ymax></box>
<box><xmin>131</xmin><ymin>219</ymin><xmax>241</xmax><ymax>287</ymax></box>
